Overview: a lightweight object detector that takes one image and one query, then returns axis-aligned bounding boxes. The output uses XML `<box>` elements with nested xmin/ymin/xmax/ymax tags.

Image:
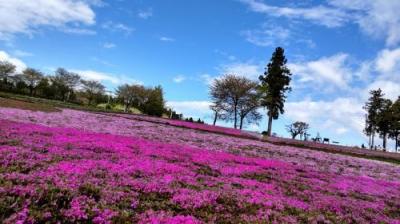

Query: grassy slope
<box><xmin>1</xmin><ymin>92</ymin><xmax>399</xmax><ymax>164</ymax></box>
<box><xmin>0</xmin><ymin>91</ymin><xmax>141</xmax><ymax>114</ymax></box>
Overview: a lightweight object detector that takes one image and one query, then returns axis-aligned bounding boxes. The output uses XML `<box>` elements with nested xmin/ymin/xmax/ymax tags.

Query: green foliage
<box><xmin>196</xmin><ymin>164</ymin><xmax>221</xmax><ymax>177</ymax></box>
<box><xmin>116</xmin><ymin>84</ymin><xmax>166</xmax><ymax>117</ymax></box>
<box><xmin>389</xmin><ymin>97</ymin><xmax>400</xmax><ymax>151</ymax></box>
<box><xmin>22</xmin><ymin>68</ymin><xmax>44</xmax><ymax>96</ymax></box>
<box><xmin>29</xmin><ymin>185</ymin><xmax>74</xmax><ymax>223</ymax></box>
<box><xmin>363</xmin><ymin>89</ymin><xmax>400</xmax><ymax>150</ymax></box>
<box><xmin>0</xmin><ymin>61</ymin><xmax>16</xmax><ymax>91</ymax></box>
<box><xmin>52</xmin><ymin>68</ymin><xmax>80</xmax><ymax>101</ymax></box>
<box><xmin>0</xmin><ymin>193</ymin><xmax>25</xmax><ymax>222</ymax></box>
<box><xmin>286</xmin><ymin>121</ymin><xmax>310</xmax><ymax>140</ymax></box>
<box><xmin>0</xmin><ymin>61</ymin><xmax>169</xmax><ymax>115</ymax></box>
<box><xmin>142</xmin><ymin>85</ymin><xmax>165</xmax><ymax>117</ymax></box>
<box><xmin>79</xmin><ymin>183</ymin><xmax>101</xmax><ymax>202</ymax></box>
<box><xmin>81</xmin><ymin>80</ymin><xmax>106</xmax><ymax>105</ymax></box>
<box><xmin>259</xmin><ymin>47</ymin><xmax>292</xmax><ymax>136</ymax></box>
<box><xmin>364</xmin><ymin>89</ymin><xmax>385</xmax><ymax>138</ymax></box>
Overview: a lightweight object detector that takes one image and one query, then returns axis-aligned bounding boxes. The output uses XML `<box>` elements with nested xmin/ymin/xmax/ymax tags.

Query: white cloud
<box><xmin>160</xmin><ymin>37</ymin><xmax>175</xmax><ymax>42</ymax></box>
<box><xmin>214</xmin><ymin>49</ymin><xmax>236</xmax><ymax>61</ymax></box>
<box><xmin>200</xmin><ymin>73</ymin><xmax>214</xmax><ymax>85</ymax></box>
<box><xmin>240</xmin><ymin>0</ymin><xmax>400</xmax><ymax>46</ymax></box>
<box><xmin>0</xmin><ymin>50</ymin><xmax>27</xmax><ymax>73</ymax></box>
<box><xmin>329</xmin><ymin>0</ymin><xmax>400</xmax><ymax>47</ymax></box>
<box><xmin>288</xmin><ymin>48</ymin><xmax>400</xmax><ymax>93</ymax></box>
<box><xmin>63</xmin><ymin>27</ymin><xmax>96</xmax><ymax>35</ymax></box>
<box><xmin>285</xmin><ymin>47</ymin><xmax>400</xmax><ymax>141</ymax></box>
<box><xmin>289</xmin><ymin>53</ymin><xmax>353</xmax><ymax>90</ymax></box>
<box><xmin>0</xmin><ymin>0</ymin><xmax>96</xmax><ymax>40</ymax></box>
<box><xmin>219</xmin><ymin>62</ymin><xmax>262</xmax><ymax>80</ymax></box>
<box><xmin>241</xmin><ymin>25</ymin><xmax>291</xmax><ymax>47</ymax></box>
<box><xmin>103</xmin><ymin>42</ymin><xmax>116</xmax><ymax>49</ymax></box>
<box><xmin>240</xmin><ymin>0</ymin><xmax>349</xmax><ymax>28</ymax></box>
<box><xmin>13</xmin><ymin>50</ymin><xmax>33</xmax><ymax>57</ymax></box>
<box><xmin>375</xmin><ymin>48</ymin><xmax>400</xmax><ymax>75</ymax></box>
<box><xmin>354</xmin><ymin>61</ymin><xmax>373</xmax><ymax>81</ymax></box>
<box><xmin>285</xmin><ymin>97</ymin><xmax>365</xmax><ymax>136</ymax></box>
<box><xmin>102</xmin><ymin>21</ymin><xmax>134</xmax><ymax>35</ymax></box>
<box><xmin>198</xmin><ymin>62</ymin><xmax>262</xmax><ymax>86</ymax></box>
<box><xmin>90</xmin><ymin>57</ymin><xmax>115</xmax><ymax>67</ymax></box>
<box><xmin>83</xmin><ymin>0</ymin><xmax>106</xmax><ymax>7</ymax></box>
<box><xmin>336</xmin><ymin>127</ymin><xmax>349</xmax><ymax>135</ymax></box>
<box><xmin>360</xmin><ymin>47</ymin><xmax>400</xmax><ymax>101</ymax></box>
<box><xmin>364</xmin><ymin>80</ymin><xmax>400</xmax><ymax>102</ymax></box>
<box><xmin>173</xmin><ymin>75</ymin><xmax>186</xmax><ymax>83</ymax></box>
<box><xmin>72</xmin><ymin>70</ymin><xmax>118</xmax><ymax>84</ymax></box>
<box><xmin>166</xmin><ymin>101</ymin><xmax>211</xmax><ymax>119</ymax></box>
<box><xmin>72</xmin><ymin>70</ymin><xmax>142</xmax><ymax>86</ymax></box>
<box><xmin>138</xmin><ymin>8</ymin><xmax>153</xmax><ymax>19</ymax></box>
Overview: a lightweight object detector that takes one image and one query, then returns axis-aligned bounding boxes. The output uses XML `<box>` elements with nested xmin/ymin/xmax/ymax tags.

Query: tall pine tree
<box><xmin>376</xmin><ymin>99</ymin><xmax>392</xmax><ymax>150</ymax></box>
<box><xmin>363</xmin><ymin>89</ymin><xmax>385</xmax><ymax>148</ymax></box>
<box><xmin>259</xmin><ymin>47</ymin><xmax>292</xmax><ymax>136</ymax></box>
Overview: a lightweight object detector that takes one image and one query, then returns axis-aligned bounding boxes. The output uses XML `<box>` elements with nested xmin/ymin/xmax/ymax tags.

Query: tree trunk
<box><xmin>124</xmin><ymin>103</ymin><xmax>128</xmax><ymax>113</ymax></box>
<box><xmin>267</xmin><ymin>114</ymin><xmax>273</xmax><ymax>136</ymax></box>
<box><xmin>66</xmin><ymin>91</ymin><xmax>70</xmax><ymax>102</ymax></box>
<box><xmin>371</xmin><ymin>131</ymin><xmax>375</xmax><ymax>149</ymax></box>
<box><xmin>383</xmin><ymin>133</ymin><xmax>387</xmax><ymax>151</ymax></box>
<box><xmin>213</xmin><ymin>111</ymin><xmax>218</xmax><ymax>126</ymax></box>
<box><xmin>239</xmin><ymin>116</ymin><xmax>244</xmax><ymax>130</ymax></box>
<box><xmin>233</xmin><ymin>104</ymin><xmax>237</xmax><ymax>129</ymax></box>
<box><xmin>29</xmin><ymin>86</ymin><xmax>33</xmax><ymax>96</ymax></box>
<box><xmin>396</xmin><ymin>135</ymin><xmax>399</xmax><ymax>152</ymax></box>
<box><xmin>368</xmin><ymin>133</ymin><xmax>371</xmax><ymax>149</ymax></box>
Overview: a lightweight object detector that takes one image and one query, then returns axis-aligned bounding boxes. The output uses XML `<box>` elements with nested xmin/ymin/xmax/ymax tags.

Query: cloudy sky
<box><xmin>0</xmin><ymin>0</ymin><xmax>399</xmax><ymax>148</ymax></box>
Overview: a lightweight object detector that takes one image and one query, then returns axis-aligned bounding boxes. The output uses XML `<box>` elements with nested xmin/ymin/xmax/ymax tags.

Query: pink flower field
<box><xmin>1</xmin><ymin>107</ymin><xmax>400</xmax><ymax>223</ymax></box>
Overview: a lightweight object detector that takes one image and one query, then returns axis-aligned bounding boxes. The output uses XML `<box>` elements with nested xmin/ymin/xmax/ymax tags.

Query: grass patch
<box><xmin>97</xmin><ymin>103</ymin><xmax>141</xmax><ymax>114</ymax></box>
<box><xmin>0</xmin><ymin>97</ymin><xmax>59</xmax><ymax>112</ymax></box>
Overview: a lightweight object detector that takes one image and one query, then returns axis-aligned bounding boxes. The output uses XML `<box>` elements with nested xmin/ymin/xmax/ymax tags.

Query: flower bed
<box><xmin>100</xmin><ymin>113</ymin><xmax>251</xmax><ymax>138</ymax></box>
<box><xmin>0</xmin><ymin>107</ymin><xmax>400</xmax><ymax>223</ymax></box>
<box><xmin>99</xmin><ymin>112</ymin><xmax>400</xmax><ymax>163</ymax></box>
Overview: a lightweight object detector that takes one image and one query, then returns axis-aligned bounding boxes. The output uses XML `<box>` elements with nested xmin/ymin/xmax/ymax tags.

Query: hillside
<box><xmin>0</xmin><ymin>100</ymin><xmax>400</xmax><ymax>223</ymax></box>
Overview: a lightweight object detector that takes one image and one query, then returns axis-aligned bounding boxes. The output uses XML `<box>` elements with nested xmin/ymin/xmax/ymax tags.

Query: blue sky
<box><xmin>0</xmin><ymin>0</ymin><xmax>399</xmax><ymax>149</ymax></box>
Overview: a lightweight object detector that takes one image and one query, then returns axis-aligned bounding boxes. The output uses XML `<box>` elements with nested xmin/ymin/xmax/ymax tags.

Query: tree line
<box><xmin>364</xmin><ymin>89</ymin><xmax>400</xmax><ymax>151</ymax></box>
<box><xmin>0</xmin><ymin>61</ymin><xmax>177</xmax><ymax>118</ymax></box>
<box><xmin>209</xmin><ymin>47</ymin><xmax>292</xmax><ymax>136</ymax></box>
<box><xmin>115</xmin><ymin>84</ymin><xmax>165</xmax><ymax>116</ymax></box>
<box><xmin>0</xmin><ymin>62</ymin><xmax>107</xmax><ymax>104</ymax></box>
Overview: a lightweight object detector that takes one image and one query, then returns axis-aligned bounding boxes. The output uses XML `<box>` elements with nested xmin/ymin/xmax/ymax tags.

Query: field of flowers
<box><xmin>1</xmin><ymin>106</ymin><xmax>400</xmax><ymax>223</ymax></box>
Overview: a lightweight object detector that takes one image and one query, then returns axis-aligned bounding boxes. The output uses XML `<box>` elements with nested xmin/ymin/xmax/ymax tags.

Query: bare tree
<box><xmin>286</xmin><ymin>121</ymin><xmax>310</xmax><ymax>140</ymax></box>
<box><xmin>22</xmin><ymin>68</ymin><xmax>44</xmax><ymax>96</ymax></box>
<box><xmin>210</xmin><ymin>101</ymin><xmax>228</xmax><ymax>126</ymax></box>
<box><xmin>238</xmin><ymin>85</ymin><xmax>261</xmax><ymax>130</ymax></box>
<box><xmin>81</xmin><ymin>80</ymin><xmax>106</xmax><ymax>105</ymax></box>
<box><xmin>210</xmin><ymin>74</ymin><xmax>261</xmax><ymax>129</ymax></box>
